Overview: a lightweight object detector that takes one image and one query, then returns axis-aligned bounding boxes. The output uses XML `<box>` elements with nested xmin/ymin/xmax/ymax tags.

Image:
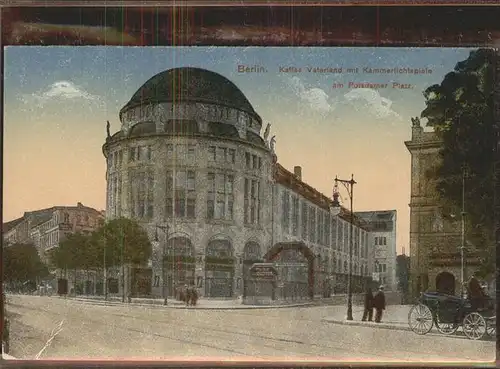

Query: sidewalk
<box><xmin>57</xmin><ymin>295</ymin><xmax>316</xmax><ymax>310</ymax></box>
<box><xmin>323</xmin><ymin>304</ymin><xmax>411</xmax><ymax>331</ymax></box>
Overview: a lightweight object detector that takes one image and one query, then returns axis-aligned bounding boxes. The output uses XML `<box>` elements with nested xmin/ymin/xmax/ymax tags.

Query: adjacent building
<box><xmin>103</xmin><ymin>67</ymin><xmax>377</xmax><ymax>299</ymax></box>
<box><xmin>2</xmin><ymin>202</ymin><xmax>105</xmax><ymax>263</ymax></box>
<box><xmin>405</xmin><ymin>118</ymin><xmax>480</xmax><ymax>297</ymax></box>
<box><xmin>355</xmin><ymin>210</ymin><xmax>397</xmax><ymax>291</ymax></box>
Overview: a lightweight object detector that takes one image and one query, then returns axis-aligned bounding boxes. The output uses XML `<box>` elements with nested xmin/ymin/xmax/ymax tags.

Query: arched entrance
<box><xmin>164</xmin><ymin>237</ymin><xmax>195</xmax><ymax>297</ymax></box>
<box><xmin>205</xmin><ymin>238</ymin><xmax>235</xmax><ymax>297</ymax></box>
<box><xmin>263</xmin><ymin>242</ymin><xmax>314</xmax><ymax>300</ymax></box>
<box><xmin>436</xmin><ymin>271</ymin><xmax>455</xmax><ymax>295</ymax></box>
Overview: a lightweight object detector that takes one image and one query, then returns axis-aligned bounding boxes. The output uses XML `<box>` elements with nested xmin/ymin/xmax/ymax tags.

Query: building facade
<box><xmin>356</xmin><ymin>210</ymin><xmax>397</xmax><ymax>291</ymax></box>
<box><xmin>103</xmin><ymin>67</ymin><xmax>376</xmax><ymax>299</ymax></box>
<box><xmin>3</xmin><ymin>202</ymin><xmax>104</xmax><ymax>260</ymax></box>
<box><xmin>405</xmin><ymin>118</ymin><xmax>480</xmax><ymax>298</ymax></box>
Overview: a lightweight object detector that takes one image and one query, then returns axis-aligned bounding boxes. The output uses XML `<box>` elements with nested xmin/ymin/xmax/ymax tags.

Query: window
<box><xmin>216</xmin><ymin>147</ymin><xmax>226</xmax><ymax>162</ymax></box>
<box><xmin>245</xmin><ymin>152</ymin><xmax>251</xmax><ymax>168</ymax></box>
<box><xmin>309</xmin><ymin>206</ymin><xmax>316</xmax><ymax>243</ymax></box>
<box><xmin>165</xmin><ymin>169</ymin><xmax>196</xmax><ymax>219</ymax></box>
<box><xmin>291</xmin><ymin>196</ymin><xmax>299</xmax><ymax>236</ymax></box>
<box><xmin>187</xmin><ymin>144</ymin><xmax>196</xmax><ymax>162</ymax></box>
<box><xmin>383</xmin><ymin>264</ymin><xmax>387</xmax><ymax>273</ymax></box>
<box><xmin>324</xmin><ymin>213</ymin><xmax>330</xmax><ymax>246</ymax></box>
<box><xmin>317</xmin><ymin>211</ymin><xmax>323</xmax><ymax>245</ymax></box>
<box><xmin>331</xmin><ymin>217</ymin><xmax>338</xmax><ymax>249</ymax></box>
<box><xmin>252</xmin><ymin>155</ymin><xmax>258</xmax><ymax>169</ymax></box>
<box><xmin>167</xmin><ymin>144</ymin><xmax>174</xmax><ymax>157</ymax></box>
<box><xmin>129</xmin><ymin>147</ymin><xmax>137</xmax><ymax>162</ymax></box>
<box><xmin>208</xmin><ymin>146</ymin><xmax>216</xmax><ymax>161</ymax></box>
<box><xmin>64</xmin><ymin>212</ymin><xmax>70</xmax><ymax>223</ymax></box>
<box><xmin>130</xmin><ymin>171</ymin><xmax>154</xmax><ymax>219</ymax></box>
<box><xmin>227</xmin><ymin>149</ymin><xmax>236</xmax><ymax>163</ymax></box>
<box><xmin>375</xmin><ymin>237</ymin><xmax>378</xmax><ymax>245</ymax></box>
<box><xmin>383</xmin><ymin>237</ymin><xmax>387</xmax><ymax>245</ymax></box>
<box><xmin>207</xmin><ymin>173</ymin><xmax>234</xmax><ymax>221</ymax></box>
<box><xmin>301</xmin><ymin>201</ymin><xmax>308</xmax><ymax>240</ymax></box>
<box><xmin>281</xmin><ymin>190</ymin><xmax>290</xmax><ymax>232</ymax></box>
<box><xmin>244</xmin><ymin>177</ymin><xmax>260</xmax><ymax>225</ymax></box>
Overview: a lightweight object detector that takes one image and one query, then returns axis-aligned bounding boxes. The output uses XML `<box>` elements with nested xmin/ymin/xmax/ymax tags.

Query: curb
<box><xmin>64</xmin><ymin>297</ymin><xmax>316</xmax><ymax>310</ymax></box>
<box><xmin>322</xmin><ymin>318</ymin><xmax>410</xmax><ymax>332</ymax></box>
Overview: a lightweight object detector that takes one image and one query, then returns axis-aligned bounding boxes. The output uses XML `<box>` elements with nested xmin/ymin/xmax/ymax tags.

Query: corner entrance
<box><xmin>263</xmin><ymin>242</ymin><xmax>315</xmax><ymax>300</ymax></box>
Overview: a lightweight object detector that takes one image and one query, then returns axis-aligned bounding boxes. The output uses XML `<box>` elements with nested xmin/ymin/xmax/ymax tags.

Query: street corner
<box><xmin>322</xmin><ymin>317</ymin><xmax>410</xmax><ymax>332</ymax></box>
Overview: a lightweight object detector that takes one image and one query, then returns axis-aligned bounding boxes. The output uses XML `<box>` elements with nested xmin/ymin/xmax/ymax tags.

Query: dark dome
<box><xmin>122</xmin><ymin>67</ymin><xmax>260</xmax><ymax>120</ymax></box>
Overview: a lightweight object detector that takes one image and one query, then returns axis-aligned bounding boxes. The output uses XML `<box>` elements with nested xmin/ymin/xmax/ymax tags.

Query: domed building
<box><xmin>103</xmin><ymin>67</ymin><xmax>376</xmax><ymax>301</ymax></box>
<box><xmin>103</xmin><ymin>67</ymin><xmax>275</xmax><ymax>298</ymax></box>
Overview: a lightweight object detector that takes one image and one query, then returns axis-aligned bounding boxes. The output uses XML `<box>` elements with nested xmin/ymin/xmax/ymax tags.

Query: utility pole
<box><xmin>460</xmin><ymin>167</ymin><xmax>467</xmax><ymax>298</ymax></box>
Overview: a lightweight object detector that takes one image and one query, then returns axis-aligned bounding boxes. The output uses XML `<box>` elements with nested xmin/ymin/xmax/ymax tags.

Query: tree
<box><xmin>396</xmin><ymin>254</ymin><xmax>410</xmax><ymax>303</ymax></box>
<box><xmin>100</xmin><ymin>217</ymin><xmax>152</xmax><ymax>266</ymax></box>
<box><xmin>421</xmin><ymin>48</ymin><xmax>496</xmax><ymax>277</ymax></box>
<box><xmin>3</xmin><ymin>243</ymin><xmax>49</xmax><ymax>284</ymax></box>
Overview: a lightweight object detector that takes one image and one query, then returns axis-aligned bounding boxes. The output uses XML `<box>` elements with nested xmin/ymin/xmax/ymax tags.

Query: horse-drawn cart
<box><xmin>408</xmin><ymin>291</ymin><xmax>495</xmax><ymax>340</ymax></box>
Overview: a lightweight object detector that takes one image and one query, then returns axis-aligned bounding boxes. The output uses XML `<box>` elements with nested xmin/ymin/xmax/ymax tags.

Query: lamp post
<box><xmin>329</xmin><ymin>174</ymin><xmax>356</xmax><ymax>321</ymax></box>
<box><xmin>121</xmin><ymin>227</ymin><xmax>125</xmax><ymax>303</ymax></box>
<box><xmin>154</xmin><ymin>224</ymin><xmax>169</xmax><ymax>305</ymax></box>
<box><xmin>460</xmin><ymin>168</ymin><xmax>467</xmax><ymax>298</ymax></box>
<box><xmin>103</xmin><ymin>229</ymin><xmax>108</xmax><ymax>301</ymax></box>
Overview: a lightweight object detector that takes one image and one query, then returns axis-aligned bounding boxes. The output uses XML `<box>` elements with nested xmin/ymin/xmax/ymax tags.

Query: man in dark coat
<box><xmin>361</xmin><ymin>287</ymin><xmax>374</xmax><ymax>321</ymax></box>
<box><xmin>373</xmin><ymin>285</ymin><xmax>386</xmax><ymax>323</ymax></box>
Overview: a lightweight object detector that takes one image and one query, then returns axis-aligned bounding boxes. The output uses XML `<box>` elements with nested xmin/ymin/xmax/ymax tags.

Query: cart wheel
<box><xmin>435</xmin><ymin>312</ymin><xmax>459</xmax><ymax>335</ymax></box>
<box><xmin>463</xmin><ymin>312</ymin><xmax>487</xmax><ymax>340</ymax></box>
<box><xmin>408</xmin><ymin>304</ymin><xmax>433</xmax><ymax>335</ymax></box>
<box><xmin>486</xmin><ymin>321</ymin><xmax>496</xmax><ymax>337</ymax></box>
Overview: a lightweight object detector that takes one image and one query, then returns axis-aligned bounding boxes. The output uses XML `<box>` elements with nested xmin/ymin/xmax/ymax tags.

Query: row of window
<box><xmin>111</xmin><ymin>145</ymin><xmax>261</xmax><ymax>168</ymax></box>
<box><xmin>375</xmin><ymin>263</ymin><xmax>387</xmax><ymax>273</ymax></box>
<box><xmin>208</xmin><ymin>145</ymin><xmax>236</xmax><ymax>164</ymax></box>
<box><xmin>40</xmin><ymin>231</ymin><xmax>59</xmax><ymax>249</ymax></box>
<box><xmin>245</xmin><ymin>152</ymin><xmax>262</xmax><ymax>170</ymax></box>
<box><xmin>374</xmin><ymin>236</ymin><xmax>387</xmax><ymax>246</ymax></box>
<box><xmin>129</xmin><ymin>145</ymin><xmax>153</xmax><ymax>163</ymax></box>
<box><xmin>282</xmin><ymin>191</ymin><xmax>369</xmax><ymax>258</ymax></box>
<box><xmin>124</xmin><ymin>103</ymin><xmax>258</xmax><ymax>130</ymax></box>
<box><xmin>120</xmin><ymin>170</ymin><xmax>261</xmax><ymax>225</ymax></box>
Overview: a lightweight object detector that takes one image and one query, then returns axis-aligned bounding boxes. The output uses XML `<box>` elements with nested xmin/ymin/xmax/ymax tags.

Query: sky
<box><xmin>3</xmin><ymin>46</ymin><xmax>475</xmax><ymax>254</ymax></box>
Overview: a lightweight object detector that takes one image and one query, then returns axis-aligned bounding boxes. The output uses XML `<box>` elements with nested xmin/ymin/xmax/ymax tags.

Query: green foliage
<box><xmin>3</xmin><ymin>243</ymin><xmax>49</xmax><ymax>283</ymax></box>
<box><xmin>47</xmin><ymin>218</ymin><xmax>152</xmax><ymax>272</ymax></box>
<box><xmin>99</xmin><ymin>217</ymin><xmax>152</xmax><ymax>266</ymax></box>
<box><xmin>421</xmin><ymin>48</ymin><xmax>496</xmax><ymax>276</ymax></box>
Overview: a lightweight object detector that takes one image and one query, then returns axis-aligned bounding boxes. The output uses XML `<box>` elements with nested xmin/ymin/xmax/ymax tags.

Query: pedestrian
<box><xmin>373</xmin><ymin>285</ymin><xmax>386</xmax><ymax>323</ymax></box>
<box><xmin>361</xmin><ymin>286</ymin><xmax>374</xmax><ymax>322</ymax></box>
<box><xmin>184</xmin><ymin>284</ymin><xmax>191</xmax><ymax>306</ymax></box>
<box><xmin>190</xmin><ymin>285</ymin><xmax>198</xmax><ymax>306</ymax></box>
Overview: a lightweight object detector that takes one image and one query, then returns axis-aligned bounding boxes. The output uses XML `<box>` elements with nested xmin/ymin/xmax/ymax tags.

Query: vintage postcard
<box><xmin>2</xmin><ymin>45</ymin><xmax>496</xmax><ymax>364</ymax></box>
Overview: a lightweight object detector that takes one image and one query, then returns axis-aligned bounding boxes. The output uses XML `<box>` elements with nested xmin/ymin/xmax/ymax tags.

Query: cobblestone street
<box><xmin>4</xmin><ymin>295</ymin><xmax>495</xmax><ymax>363</ymax></box>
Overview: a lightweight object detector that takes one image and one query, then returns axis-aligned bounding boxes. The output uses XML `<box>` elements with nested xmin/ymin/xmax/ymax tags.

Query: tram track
<box><xmin>7</xmin><ymin>299</ymin><xmax>491</xmax><ymax>361</ymax></box>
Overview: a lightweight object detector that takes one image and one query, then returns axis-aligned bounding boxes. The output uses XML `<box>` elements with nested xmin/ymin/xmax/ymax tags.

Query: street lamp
<box><xmin>330</xmin><ymin>174</ymin><xmax>356</xmax><ymax>321</ymax></box>
<box><xmin>460</xmin><ymin>168</ymin><xmax>467</xmax><ymax>298</ymax></box>
<box><xmin>154</xmin><ymin>224</ymin><xmax>169</xmax><ymax>305</ymax></box>
<box><xmin>449</xmin><ymin>168</ymin><xmax>467</xmax><ymax>298</ymax></box>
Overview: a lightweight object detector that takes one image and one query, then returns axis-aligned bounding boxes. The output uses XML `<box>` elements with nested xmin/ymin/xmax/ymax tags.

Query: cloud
<box><xmin>288</xmin><ymin>76</ymin><xmax>335</xmax><ymax>113</ymax></box>
<box><xmin>343</xmin><ymin>88</ymin><xmax>400</xmax><ymax>119</ymax></box>
<box><xmin>20</xmin><ymin>81</ymin><xmax>100</xmax><ymax>106</ymax></box>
